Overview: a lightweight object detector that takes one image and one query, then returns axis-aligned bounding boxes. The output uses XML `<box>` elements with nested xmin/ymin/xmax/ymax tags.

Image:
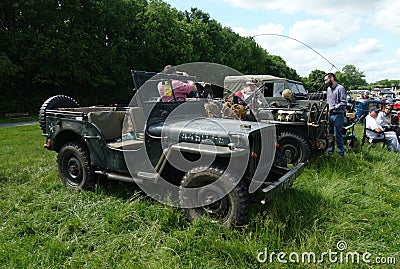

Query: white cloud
<box><xmin>363</xmin><ymin>60</ymin><xmax>400</xmax><ymax>82</ymax></box>
<box><xmin>235</xmin><ymin>25</ymin><xmax>390</xmax><ymax>81</ymax></box>
<box><xmin>396</xmin><ymin>48</ymin><xmax>400</xmax><ymax>58</ymax></box>
<box><xmin>375</xmin><ymin>2</ymin><xmax>400</xmax><ymax>35</ymax></box>
<box><xmin>218</xmin><ymin>0</ymin><xmax>399</xmax><ymax>82</ymax></box>
<box><xmin>341</xmin><ymin>38</ymin><xmax>384</xmax><ymax>62</ymax></box>
<box><xmin>233</xmin><ymin>19</ymin><xmax>366</xmax><ymax>76</ymax></box>
<box><xmin>250</xmin><ymin>33</ymin><xmax>338</xmax><ymax>76</ymax></box>
<box><xmin>288</xmin><ymin>18</ymin><xmax>361</xmax><ymax>49</ymax></box>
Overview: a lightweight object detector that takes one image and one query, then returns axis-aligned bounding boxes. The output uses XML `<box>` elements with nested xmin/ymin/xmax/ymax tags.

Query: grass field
<box><xmin>0</xmin><ymin>124</ymin><xmax>399</xmax><ymax>268</ymax></box>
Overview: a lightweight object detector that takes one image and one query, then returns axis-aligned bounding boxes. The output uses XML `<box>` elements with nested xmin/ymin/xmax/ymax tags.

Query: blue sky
<box><xmin>165</xmin><ymin>0</ymin><xmax>400</xmax><ymax>83</ymax></box>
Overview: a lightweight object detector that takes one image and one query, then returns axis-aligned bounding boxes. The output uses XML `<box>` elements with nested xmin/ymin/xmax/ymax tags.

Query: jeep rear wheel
<box><xmin>179</xmin><ymin>166</ymin><xmax>249</xmax><ymax>227</ymax></box>
<box><xmin>57</xmin><ymin>142</ymin><xmax>93</xmax><ymax>191</ymax></box>
<box><xmin>277</xmin><ymin>132</ymin><xmax>311</xmax><ymax>166</ymax></box>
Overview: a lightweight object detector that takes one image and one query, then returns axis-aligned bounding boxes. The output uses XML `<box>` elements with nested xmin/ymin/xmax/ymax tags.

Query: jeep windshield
<box><xmin>287</xmin><ymin>81</ymin><xmax>307</xmax><ymax>96</ymax></box>
<box><xmin>223</xmin><ymin>75</ymin><xmax>308</xmax><ymax>100</ymax></box>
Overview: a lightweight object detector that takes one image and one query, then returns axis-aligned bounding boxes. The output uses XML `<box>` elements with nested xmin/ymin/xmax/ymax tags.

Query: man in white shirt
<box><xmin>365</xmin><ymin>107</ymin><xmax>400</xmax><ymax>152</ymax></box>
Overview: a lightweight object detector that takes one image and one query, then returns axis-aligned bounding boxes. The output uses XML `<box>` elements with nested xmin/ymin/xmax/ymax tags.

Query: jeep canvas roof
<box><xmin>223</xmin><ymin>75</ymin><xmax>308</xmax><ymax>99</ymax></box>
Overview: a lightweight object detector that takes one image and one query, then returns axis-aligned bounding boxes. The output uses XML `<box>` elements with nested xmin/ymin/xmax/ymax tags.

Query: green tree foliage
<box><xmin>0</xmin><ymin>0</ymin><xmax>148</xmax><ymax>111</ymax></box>
<box><xmin>142</xmin><ymin>1</ymin><xmax>194</xmax><ymax>69</ymax></box>
<box><xmin>335</xmin><ymin>64</ymin><xmax>367</xmax><ymax>91</ymax></box>
<box><xmin>302</xmin><ymin>65</ymin><xmax>370</xmax><ymax>93</ymax></box>
<box><xmin>302</xmin><ymin>69</ymin><xmax>326</xmax><ymax>93</ymax></box>
<box><xmin>0</xmin><ymin>0</ymin><xmax>301</xmax><ymax>114</ymax></box>
<box><xmin>372</xmin><ymin>79</ymin><xmax>400</xmax><ymax>88</ymax></box>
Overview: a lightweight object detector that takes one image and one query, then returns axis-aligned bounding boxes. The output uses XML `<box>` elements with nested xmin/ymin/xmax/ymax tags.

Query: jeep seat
<box><xmin>88</xmin><ymin>111</ymin><xmax>122</xmax><ymax>141</ymax></box>
<box><xmin>128</xmin><ymin>107</ymin><xmax>145</xmax><ymax>134</ymax></box>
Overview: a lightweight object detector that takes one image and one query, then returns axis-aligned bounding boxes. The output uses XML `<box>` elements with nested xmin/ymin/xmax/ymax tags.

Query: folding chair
<box><xmin>358</xmin><ymin>114</ymin><xmax>386</xmax><ymax>148</ymax></box>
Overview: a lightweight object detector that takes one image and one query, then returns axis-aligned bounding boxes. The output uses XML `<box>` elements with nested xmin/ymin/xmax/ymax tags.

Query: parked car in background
<box><xmin>354</xmin><ymin>99</ymin><xmax>388</xmax><ymax>121</ymax></box>
<box><xmin>224</xmin><ymin>75</ymin><xmax>329</xmax><ymax>166</ymax></box>
<box><xmin>379</xmin><ymin>89</ymin><xmax>396</xmax><ymax>102</ymax></box>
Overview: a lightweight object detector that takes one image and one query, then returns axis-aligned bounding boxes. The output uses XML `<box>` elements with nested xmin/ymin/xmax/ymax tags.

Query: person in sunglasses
<box><xmin>376</xmin><ymin>104</ymin><xmax>393</xmax><ymax>131</ymax></box>
<box><xmin>366</xmin><ymin>107</ymin><xmax>400</xmax><ymax>152</ymax></box>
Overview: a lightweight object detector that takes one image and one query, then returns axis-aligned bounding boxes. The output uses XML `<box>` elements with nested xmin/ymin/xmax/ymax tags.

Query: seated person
<box><xmin>376</xmin><ymin>104</ymin><xmax>393</xmax><ymax>131</ymax></box>
<box><xmin>377</xmin><ymin>104</ymin><xmax>400</xmax><ymax>141</ymax></box>
<box><xmin>233</xmin><ymin>91</ymin><xmax>246</xmax><ymax>105</ymax></box>
<box><xmin>157</xmin><ymin>65</ymin><xmax>196</xmax><ymax>102</ymax></box>
<box><xmin>366</xmin><ymin>107</ymin><xmax>400</xmax><ymax>152</ymax></box>
<box><xmin>242</xmin><ymin>81</ymin><xmax>257</xmax><ymax>100</ymax></box>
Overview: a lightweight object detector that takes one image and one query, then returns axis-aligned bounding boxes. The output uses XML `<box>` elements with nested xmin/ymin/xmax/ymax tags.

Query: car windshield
<box><xmin>288</xmin><ymin>82</ymin><xmax>307</xmax><ymax>95</ymax></box>
<box><xmin>244</xmin><ymin>86</ymin><xmax>268</xmax><ymax>107</ymax></box>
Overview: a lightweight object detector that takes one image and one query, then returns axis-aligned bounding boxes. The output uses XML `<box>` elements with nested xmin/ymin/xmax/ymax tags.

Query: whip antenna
<box><xmin>221</xmin><ymin>33</ymin><xmax>340</xmax><ymax>72</ymax></box>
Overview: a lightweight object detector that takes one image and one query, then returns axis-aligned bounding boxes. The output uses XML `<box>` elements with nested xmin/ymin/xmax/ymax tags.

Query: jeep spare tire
<box><xmin>39</xmin><ymin>95</ymin><xmax>80</xmax><ymax>133</ymax></box>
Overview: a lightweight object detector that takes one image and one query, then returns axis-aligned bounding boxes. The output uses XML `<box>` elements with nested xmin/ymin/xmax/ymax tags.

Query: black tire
<box><xmin>179</xmin><ymin>166</ymin><xmax>249</xmax><ymax>227</ymax></box>
<box><xmin>57</xmin><ymin>141</ymin><xmax>93</xmax><ymax>191</ymax></box>
<box><xmin>39</xmin><ymin>95</ymin><xmax>80</xmax><ymax>133</ymax></box>
<box><xmin>277</xmin><ymin>132</ymin><xmax>311</xmax><ymax>166</ymax></box>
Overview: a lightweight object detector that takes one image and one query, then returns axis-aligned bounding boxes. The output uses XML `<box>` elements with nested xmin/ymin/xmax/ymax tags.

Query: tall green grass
<box><xmin>0</xmin><ymin>124</ymin><xmax>398</xmax><ymax>268</ymax></box>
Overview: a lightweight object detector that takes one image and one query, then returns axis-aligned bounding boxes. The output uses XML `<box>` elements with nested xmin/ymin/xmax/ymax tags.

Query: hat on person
<box><xmin>369</xmin><ymin>106</ymin><xmax>379</xmax><ymax>112</ymax></box>
<box><xmin>234</xmin><ymin>91</ymin><xmax>244</xmax><ymax>98</ymax></box>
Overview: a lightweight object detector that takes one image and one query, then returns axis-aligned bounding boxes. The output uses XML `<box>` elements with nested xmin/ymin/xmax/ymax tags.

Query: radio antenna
<box><xmin>221</xmin><ymin>33</ymin><xmax>340</xmax><ymax>72</ymax></box>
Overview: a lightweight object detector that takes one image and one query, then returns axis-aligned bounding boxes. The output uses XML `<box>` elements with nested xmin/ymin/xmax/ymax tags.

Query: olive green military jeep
<box><xmin>224</xmin><ymin>75</ymin><xmax>329</xmax><ymax>166</ymax></box>
<box><xmin>39</xmin><ymin>67</ymin><xmax>304</xmax><ymax>227</ymax></box>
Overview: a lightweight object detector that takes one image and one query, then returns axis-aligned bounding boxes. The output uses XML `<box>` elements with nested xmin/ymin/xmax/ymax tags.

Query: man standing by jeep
<box><xmin>325</xmin><ymin>73</ymin><xmax>347</xmax><ymax>158</ymax></box>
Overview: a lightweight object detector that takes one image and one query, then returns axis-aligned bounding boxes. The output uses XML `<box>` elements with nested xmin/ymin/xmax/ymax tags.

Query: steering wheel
<box><xmin>307</xmin><ymin>103</ymin><xmax>319</xmax><ymax>124</ymax></box>
<box><xmin>316</xmin><ymin>103</ymin><xmax>329</xmax><ymax>124</ymax></box>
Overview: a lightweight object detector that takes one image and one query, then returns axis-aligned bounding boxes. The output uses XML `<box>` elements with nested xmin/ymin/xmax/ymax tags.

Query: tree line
<box><xmin>302</xmin><ymin>65</ymin><xmax>400</xmax><ymax>93</ymax></box>
<box><xmin>0</xmin><ymin>0</ymin><xmax>300</xmax><ymax>114</ymax></box>
<box><xmin>1</xmin><ymin>0</ymin><xmax>397</xmax><ymax>115</ymax></box>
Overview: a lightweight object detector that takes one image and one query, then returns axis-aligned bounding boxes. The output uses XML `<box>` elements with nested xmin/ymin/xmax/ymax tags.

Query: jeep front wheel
<box><xmin>179</xmin><ymin>166</ymin><xmax>249</xmax><ymax>227</ymax></box>
<box><xmin>57</xmin><ymin>142</ymin><xmax>93</xmax><ymax>191</ymax></box>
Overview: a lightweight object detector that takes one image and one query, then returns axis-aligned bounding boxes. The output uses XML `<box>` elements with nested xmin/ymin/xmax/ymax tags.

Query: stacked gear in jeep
<box><xmin>221</xmin><ymin>97</ymin><xmax>248</xmax><ymax>120</ymax></box>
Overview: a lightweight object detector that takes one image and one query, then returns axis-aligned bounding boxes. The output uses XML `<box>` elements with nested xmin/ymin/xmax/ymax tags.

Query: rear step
<box><xmin>94</xmin><ymin>171</ymin><xmax>159</xmax><ymax>184</ymax></box>
<box><xmin>95</xmin><ymin>171</ymin><xmax>142</xmax><ymax>184</ymax></box>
